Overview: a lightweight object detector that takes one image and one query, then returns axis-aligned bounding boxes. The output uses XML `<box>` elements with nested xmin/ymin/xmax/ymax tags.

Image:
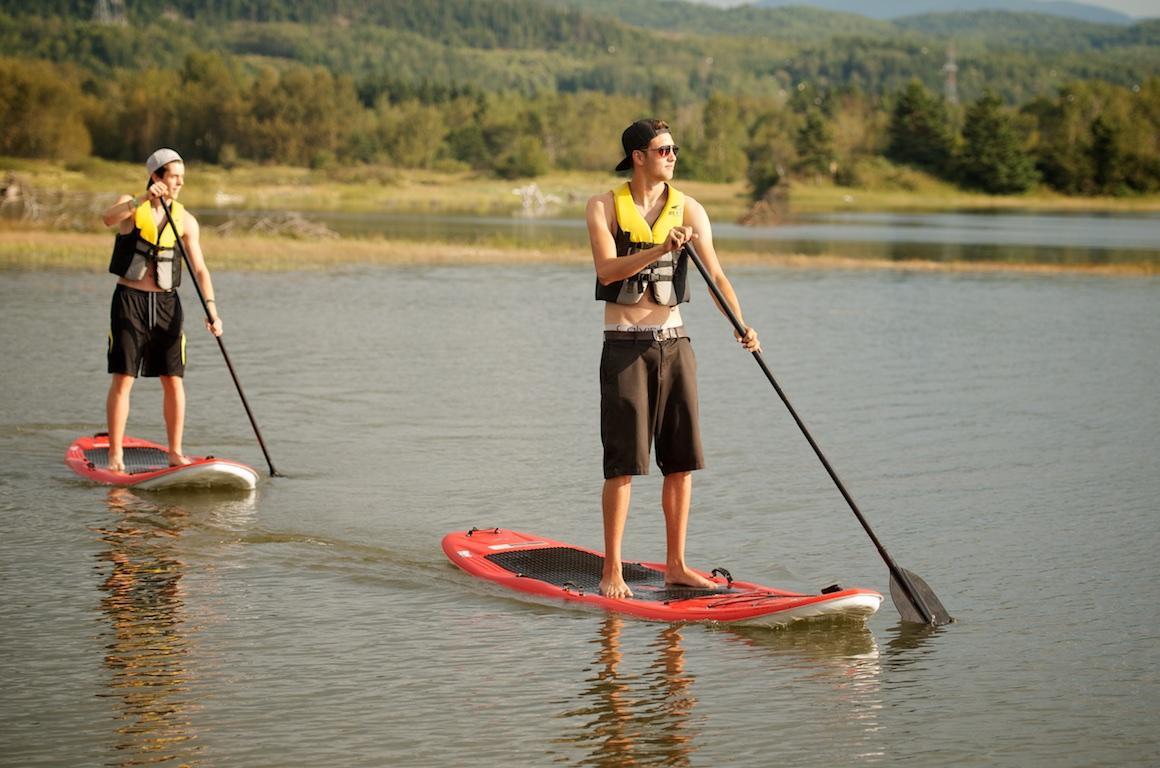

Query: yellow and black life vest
<box><xmin>595</xmin><ymin>182</ymin><xmax>689</xmax><ymax>306</ymax></box>
<box><xmin>108</xmin><ymin>200</ymin><xmax>184</xmax><ymax>290</ymax></box>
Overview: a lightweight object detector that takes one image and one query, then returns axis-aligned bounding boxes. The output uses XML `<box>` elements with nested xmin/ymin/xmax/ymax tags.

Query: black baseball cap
<box><xmin>614</xmin><ymin>119</ymin><xmax>668</xmax><ymax>172</ymax></box>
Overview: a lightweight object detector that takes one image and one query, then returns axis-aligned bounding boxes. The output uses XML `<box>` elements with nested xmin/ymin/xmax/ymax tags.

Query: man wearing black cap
<box><xmin>587</xmin><ymin>118</ymin><xmax>760</xmax><ymax>599</ymax></box>
<box><xmin>100</xmin><ymin>148</ymin><xmax>223</xmax><ymax>472</ymax></box>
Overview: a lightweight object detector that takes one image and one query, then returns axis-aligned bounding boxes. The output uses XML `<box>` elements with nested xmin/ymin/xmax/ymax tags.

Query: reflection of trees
<box><xmin>722</xmin><ymin>620</ymin><xmax>880</xmax><ymax>661</ymax></box>
<box><xmin>557</xmin><ymin>615</ymin><xmax>699</xmax><ymax>767</ymax></box>
<box><xmin>95</xmin><ymin>488</ymin><xmax>199</xmax><ymax>767</ymax></box>
<box><xmin>721</xmin><ymin>620</ymin><xmax>885</xmax><ymax>760</ymax></box>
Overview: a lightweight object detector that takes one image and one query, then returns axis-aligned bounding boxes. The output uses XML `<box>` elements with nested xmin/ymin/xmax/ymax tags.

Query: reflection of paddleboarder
<box><xmin>560</xmin><ymin>615</ymin><xmax>698</xmax><ymax>766</ymax></box>
<box><xmin>587</xmin><ymin>118</ymin><xmax>760</xmax><ymax>599</ymax></box>
<box><xmin>101</xmin><ymin>148</ymin><xmax>222</xmax><ymax>472</ymax></box>
<box><xmin>97</xmin><ymin>488</ymin><xmax>198</xmax><ymax>763</ymax></box>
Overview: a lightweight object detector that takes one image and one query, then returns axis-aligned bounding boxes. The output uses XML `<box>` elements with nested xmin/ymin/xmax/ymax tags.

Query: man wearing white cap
<box><xmin>100</xmin><ymin>148</ymin><xmax>222</xmax><ymax>471</ymax></box>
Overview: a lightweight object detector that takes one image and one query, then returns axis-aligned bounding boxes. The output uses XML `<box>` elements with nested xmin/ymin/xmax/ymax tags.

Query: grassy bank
<box><xmin>2</xmin><ymin>156</ymin><xmax>1157</xmax><ymax>277</ymax></box>
<box><xmin>4</xmin><ymin>156</ymin><xmax>1160</xmax><ymax>225</ymax></box>
<box><xmin>2</xmin><ymin>228</ymin><xmax>1153</xmax><ymax>277</ymax></box>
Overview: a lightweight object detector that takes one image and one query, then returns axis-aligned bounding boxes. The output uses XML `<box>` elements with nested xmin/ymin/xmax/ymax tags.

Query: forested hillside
<box><xmin>1</xmin><ymin>0</ymin><xmax>1156</xmax><ymax>197</ymax></box>
<box><xmin>749</xmin><ymin>0</ymin><xmax>1136</xmax><ymax>25</ymax></box>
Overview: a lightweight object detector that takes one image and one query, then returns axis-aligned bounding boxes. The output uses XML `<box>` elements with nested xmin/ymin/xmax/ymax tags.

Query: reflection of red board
<box><xmin>442</xmin><ymin>528</ymin><xmax>882</xmax><ymax>627</ymax></box>
<box><xmin>65</xmin><ymin>433</ymin><xmax>258</xmax><ymax>491</ymax></box>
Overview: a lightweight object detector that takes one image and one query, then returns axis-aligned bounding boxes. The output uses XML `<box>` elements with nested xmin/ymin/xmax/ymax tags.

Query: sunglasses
<box><xmin>646</xmin><ymin>144</ymin><xmax>680</xmax><ymax>158</ymax></box>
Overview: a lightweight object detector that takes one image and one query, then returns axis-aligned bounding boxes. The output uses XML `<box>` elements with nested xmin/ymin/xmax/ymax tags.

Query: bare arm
<box><xmin>101</xmin><ymin>180</ymin><xmax>170</xmax><ymax>232</ymax></box>
<box><xmin>181</xmin><ymin>213</ymin><xmax>223</xmax><ymax>337</ymax></box>
<box><xmin>685</xmin><ymin>197</ymin><xmax>761</xmax><ymax>352</ymax></box>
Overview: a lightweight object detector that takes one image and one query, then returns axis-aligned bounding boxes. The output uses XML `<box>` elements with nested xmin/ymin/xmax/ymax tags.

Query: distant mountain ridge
<box><xmin>747</xmin><ymin>0</ymin><xmax>1138</xmax><ymax>24</ymax></box>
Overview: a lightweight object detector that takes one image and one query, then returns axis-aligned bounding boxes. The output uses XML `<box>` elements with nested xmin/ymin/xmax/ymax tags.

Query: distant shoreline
<box><xmin>2</xmin><ymin>230</ymin><xmax>1153</xmax><ymax>278</ymax></box>
<box><xmin>3</xmin><ymin>158</ymin><xmax>1160</xmax><ymax>226</ymax></box>
<box><xmin>3</xmin><ymin>158</ymin><xmax>1156</xmax><ymax>277</ymax></box>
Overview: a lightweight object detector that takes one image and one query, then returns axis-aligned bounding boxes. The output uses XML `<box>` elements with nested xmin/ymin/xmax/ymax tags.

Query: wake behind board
<box><xmin>442</xmin><ymin>528</ymin><xmax>882</xmax><ymax>627</ymax></box>
<box><xmin>66</xmin><ymin>433</ymin><xmax>258</xmax><ymax>491</ymax></box>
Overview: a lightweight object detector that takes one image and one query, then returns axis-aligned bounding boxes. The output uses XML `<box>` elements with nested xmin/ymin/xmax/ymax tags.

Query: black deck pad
<box><xmin>486</xmin><ymin>546</ymin><xmax>741</xmax><ymax>602</ymax></box>
<box><xmin>84</xmin><ymin>447</ymin><xmax>170</xmax><ymax>475</ymax></box>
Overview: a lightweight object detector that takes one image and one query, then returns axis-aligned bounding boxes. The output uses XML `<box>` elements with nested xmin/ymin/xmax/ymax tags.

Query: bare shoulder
<box><xmin>586</xmin><ymin>189</ymin><xmax>613</xmax><ymax>211</ymax></box>
<box><xmin>681</xmin><ymin>194</ymin><xmax>712</xmax><ymax>230</ymax></box>
<box><xmin>586</xmin><ymin>189</ymin><xmax>615</xmax><ymax>224</ymax></box>
<box><xmin>682</xmin><ymin>193</ymin><xmax>706</xmax><ymax>218</ymax></box>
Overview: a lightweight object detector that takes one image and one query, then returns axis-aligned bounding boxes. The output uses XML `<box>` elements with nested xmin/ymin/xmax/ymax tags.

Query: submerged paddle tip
<box><xmin>890</xmin><ymin>568</ymin><xmax>953</xmax><ymax>626</ymax></box>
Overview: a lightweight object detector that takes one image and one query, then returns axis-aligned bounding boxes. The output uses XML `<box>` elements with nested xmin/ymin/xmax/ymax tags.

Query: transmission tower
<box><xmin>93</xmin><ymin>0</ymin><xmax>127</xmax><ymax>25</ymax></box>
<box><xmin>943</xmin><ymin>42</ymin><xmax>959</xmax><ymax>105</ymax></box>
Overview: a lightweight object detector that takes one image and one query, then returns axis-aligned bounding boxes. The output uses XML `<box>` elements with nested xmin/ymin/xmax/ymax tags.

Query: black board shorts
<box><xmin>600</xmin><ymin>334</ymin><xmax>704</xmax><ymax>478</ymax></box>
<box><xmin>107</xmin><ymin>284</ymin><xmax>186</xmax><ymax>378</ymax></box>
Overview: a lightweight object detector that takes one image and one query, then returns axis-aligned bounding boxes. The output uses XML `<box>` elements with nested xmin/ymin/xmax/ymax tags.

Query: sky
<box><xmin>1086</xmin><ymin>0</ymin><xmax>1159</xmax><ymax>17</ymax></box>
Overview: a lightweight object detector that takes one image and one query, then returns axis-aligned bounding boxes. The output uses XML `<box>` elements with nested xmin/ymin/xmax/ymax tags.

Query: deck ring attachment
<box><xmin>711</xmin><ymin>567</ymin><xmax>734</xmax><ymax>587</ymax></box>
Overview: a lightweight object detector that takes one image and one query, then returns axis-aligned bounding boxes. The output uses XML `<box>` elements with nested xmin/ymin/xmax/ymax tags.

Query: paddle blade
<box><xmin>890</xmin><ymin>567</ymin><xmax>953</xmax><ymax>626</ymax></box>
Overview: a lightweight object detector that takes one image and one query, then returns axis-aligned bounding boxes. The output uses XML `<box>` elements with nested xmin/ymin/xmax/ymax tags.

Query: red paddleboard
<box><xmin>65</xmin><ymin>433</ymin><xmax>258</xmax><ymax>491</ymax></box>
<box><xmin>442</xmin><ymin>528</ymin><xmax>882</xmax><ymax>627</ymax></box>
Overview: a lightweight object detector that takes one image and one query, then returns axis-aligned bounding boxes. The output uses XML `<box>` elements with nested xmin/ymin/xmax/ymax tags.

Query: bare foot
<box><xmin>107</xmin><ymin>454</ymin><xmax>126</xmax><ymax>474</ymax></box>
<box><xmin>600</xmin><ymin>570</ymin><xmax>634</xmax><ymax>599</ymax></box>
<box><xmin>168</xmin><ymin>452</ymin><xmax>193</xmax><ymax>467</ymax></box>
<box><xmin>665</xmin><ymin>565</ymin><xmax>718</xmax><ymax>590</ymax></box>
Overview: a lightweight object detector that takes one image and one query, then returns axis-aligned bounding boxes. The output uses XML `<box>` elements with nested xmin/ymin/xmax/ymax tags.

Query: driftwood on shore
<box><xmin>738</xmin><ymin>180</ymin><xmax>791</xmax><ymax>226</ymax></box>
<box><xmin>212</xmin><ymin>212</ymin><xmax>339</xmax><ymax>239</ymax></box>
<box><xmin>0</xmin><ymin>176</ymin><xmax>107</xmax><ymax>230</ymax></box>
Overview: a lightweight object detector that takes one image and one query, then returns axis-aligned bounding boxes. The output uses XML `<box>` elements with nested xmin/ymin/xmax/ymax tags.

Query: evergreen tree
<box><xmin>958</xmin><ymin>90</ymin><xmax>1039</xmax><ymax>194</ymax></box>
<box><xmin>745</xmin><ymin>144</ymin><xmax>783</xmax><ymax>203</ymax></box>
<box><xmin>794</xmin><ymin>109</ymin><xmax>834</xmax><ymax>177</ymax></box>
<box><xmin>886</xmin><ymin>79</ymin><xmax>954</xmax><ymax>176</ymax></box>
<box><xmin>1089</xmin><ymin>114</ymin><xmax>1125</xmax><ymax>195</ymax></box>
<box><xmin>697</xmin><ymin>92</ymin><xmax>748</xmax><ymax>183</ymax></box>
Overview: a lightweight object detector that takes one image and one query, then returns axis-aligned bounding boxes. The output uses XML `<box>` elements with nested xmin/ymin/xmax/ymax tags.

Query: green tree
<box><xmin>375</xmin><ymin>98</ymin><xmax>449</xmax><ymax>168</ymax></box>
<box><xmin>240</xmin><ymin>65</ymin><xmax>362</xmax><ymax>165</ymax></box>
<box><xmin>794</xmin><ymin>109</ymin><xmax>834</xmax><ymax>177</ymax></box>
<box><xmin>101</xmin><ymin>67</ymin><xmax>185</xmax><ymax>164</ymax></box>
<box><xmin>746</xmin><ymin>110</ymin><xmax>796</xmax><ymax>201</ymax></box>
<box><xmin>495</xmin><ymin>136</ymin><xmax>549</xmax><ymax>179</ymax></box>
<box><xmin>0</xmin><ymin>57</ymin><xmax>92</xmax><ymax>160</ymax></box>
<box><xmin>958</xmin><ymin>90</ymin><xmax>1039</xmax><ymax>194</ymax></box>
<box><xmin>1023</xmin><ymin>83</ymin><xmax>1098</xmax><ymax>194</ymax></box>
<box><xmin>174</xmin><ymin>51</ymin><xmax>247</xmax><ymax>165</ymax></box>
<box><xmin>1089</xmin><ymin>114</ymin><xmax>1125</xmax><ymax>194</ymax></box>
<box><xmin>886</xmin><ymin>79</ymin><xmax>954</xmax><ymax>176</ymax></box>
<box><xmin>695</xmin><ymin>92</ymin><xmax>748</xmax><ymax>183</ymax></box>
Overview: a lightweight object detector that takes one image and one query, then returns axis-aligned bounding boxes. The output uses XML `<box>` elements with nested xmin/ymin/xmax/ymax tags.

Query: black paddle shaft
<box><xmin>682</xmin><ymin>241</ymin><xmax>950</xmax><ymax>625</ymax></box>
<box><xmin>158</xmin><ymin>197</ymin><xmax>280</xmax><ymax>477</ymax></box>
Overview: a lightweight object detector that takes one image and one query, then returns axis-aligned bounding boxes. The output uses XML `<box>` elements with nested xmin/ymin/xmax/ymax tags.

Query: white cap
<box><xmin>145</xmin><ymin>148</ymin><xmax>183</xmax><ymax>177</ymax></box>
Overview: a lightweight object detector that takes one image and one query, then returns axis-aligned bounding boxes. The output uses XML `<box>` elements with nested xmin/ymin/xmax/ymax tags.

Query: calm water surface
<box><xmin>201</xmin><ymin>208</ymin><xmax>1160</xmax><ymax>267</ymax></box>
<box><xmin>1</xmin><ymin>256</ymin><xmax>1158</xmax><ymax>766</ymax></box>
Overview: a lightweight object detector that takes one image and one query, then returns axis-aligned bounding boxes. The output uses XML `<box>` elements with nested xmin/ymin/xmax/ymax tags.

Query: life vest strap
<box><xmin>636</xmin><ymin>272</ymin><xmax>673</xmax><ymax>283</ymax></box>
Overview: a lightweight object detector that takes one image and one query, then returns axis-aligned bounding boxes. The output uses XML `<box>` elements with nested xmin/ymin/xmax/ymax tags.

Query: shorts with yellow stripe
<box><xmin>107</xmin><ymin>284</ymin><xmax>186</xmax><ymax>377</ymax></box>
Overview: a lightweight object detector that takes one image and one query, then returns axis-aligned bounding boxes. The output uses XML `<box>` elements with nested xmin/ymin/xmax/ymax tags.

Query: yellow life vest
<box><xmin>134</xmin><ymin>198</ymin><xmax>183</xmax><ymax>249</ymax></box>
<box><xmin>595</xmin><ymin>182</ymin><xmax>689</xmax><ymax>306</ymax></box>
<box><xmin>108</xmin><ymin>200</ymin><xmax>184</xmax><ymax>290</ymax></box>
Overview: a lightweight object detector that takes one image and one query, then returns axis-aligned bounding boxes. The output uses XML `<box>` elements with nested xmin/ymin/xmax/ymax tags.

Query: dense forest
<box><xmin>1</xmin><ymin>0</ymin><xmax>1157</xmax><ymax>197</ymax></box>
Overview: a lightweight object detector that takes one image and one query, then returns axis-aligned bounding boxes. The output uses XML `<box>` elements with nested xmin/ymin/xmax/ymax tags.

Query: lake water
<box><xmin>200</xmin><ymin>208</ymin><xmax>1160</xmax><ymax>268</ymax></box>
<box><xmin>2</xmin><ymin>251</ymin><xmax>1159</xmax><ymax>765</ymax></box>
